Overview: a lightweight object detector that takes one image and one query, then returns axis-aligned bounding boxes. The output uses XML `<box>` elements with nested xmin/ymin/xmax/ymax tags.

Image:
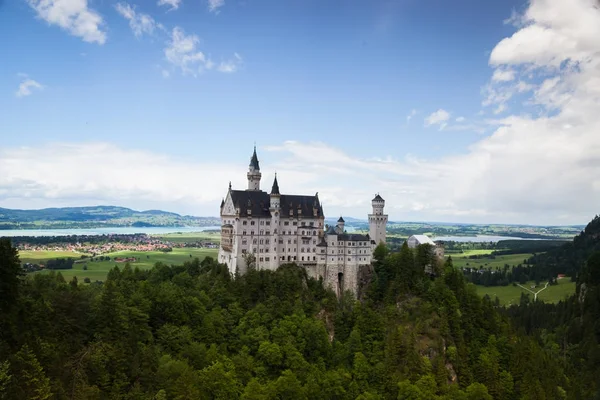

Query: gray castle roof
<box><xmin>229</xmin><ymin>190</ymin><xmax>323</xmax><ymax>217</ymax></box>
<box><xmin>373</xmin><ymin>194</ymin><xmax>384</xmax><ymax>201</ymax></box>
<box><xmin>270</xmin><ymin>175</ymin><xmax>280</xmax><ymax>195</ymax></box>
<box><xmin>249</xmin><ymin>146</ymin><xmax>260</xmax><ymax>170</ymax></box>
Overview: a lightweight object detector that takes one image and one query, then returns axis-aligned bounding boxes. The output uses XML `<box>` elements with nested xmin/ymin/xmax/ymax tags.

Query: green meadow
<box><xmin>450</xmin><ymin>252</ymin><xmax>534</xmax><ymax>269</ymax></box>
<box><xmin>476</xmin><ymin>278</ymin><xmax>575</xmax><ymax>306</ymax></box>
<box><xmin>24</xmin><ymin>248</ymin><xmax>218</xmax><ymax>282</ymax></box>
<box><xmin>153</xmin><ymin>231</ymin><xmax>220</xmax><ymax>243</ymax></box>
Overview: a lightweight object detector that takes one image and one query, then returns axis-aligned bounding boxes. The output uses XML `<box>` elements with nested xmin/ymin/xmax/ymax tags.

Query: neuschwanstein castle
<box><xmin>218</xmin><ymin>147</ymin><xmax>388</xmax><ymax>296</ymax></box>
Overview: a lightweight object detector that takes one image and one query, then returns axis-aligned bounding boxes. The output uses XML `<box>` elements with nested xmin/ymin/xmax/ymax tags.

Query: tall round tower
<box><xmin>368</xmin><ymin>194</ymin><xmax>388</xmax><ymax>246</ymax></box>
<box><xmin>247</xmin><ymin>146</ymin><xmax>261</xmax><ymax>191</ymax></box>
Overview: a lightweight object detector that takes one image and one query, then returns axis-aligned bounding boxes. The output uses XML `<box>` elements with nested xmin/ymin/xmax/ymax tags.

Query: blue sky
<box><xmin>1</xmin><ymin>0</ymin><xmax>599</xmax><ymax>225</ymax></box>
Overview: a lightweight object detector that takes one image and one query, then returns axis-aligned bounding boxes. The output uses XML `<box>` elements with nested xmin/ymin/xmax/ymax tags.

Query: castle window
<box><xmin>260</xmin><ymin>240</ymin><xmax>263</xmax><ymax>244</ymax></box>
<box><xmin>260</xmin><ymin>230</ymin><xmax>264</xmax><ymax>235</ymax></box>
<box><xmin>266</xmin><ymin>239</ymin><xmax>270</xmax><ymax>245</ymax></box>
<box><xmin>260</xmin><ymin>249</ymin><xmax>263</xmax><ymax>253</ymax></box>
<box><xmin>242</xmin><ymin>249</ymin><xmax>247</xmax><ymax>254</ymax></box>
<box><xmin>348</xmin><ymin>258</ymin><xmax>351</xmax><ymax>261</ymax></box>
<box><xmin>313</xmin><ymin>248</ymin><xmax>316</xmax><ymax>252</ymax></box>
<box><xmin>253</xmin><ymin>239</ymin><xmax>257</xmax><ymax>244</ymax></box>
<box><xmin>260</xmin><ymin>257</ymin><xmax>263</xmax><ymax>262</ymax></box>
<box><xmin>313</xmin><ymin>231</ymin><xmax>316</xmax><ymax>236</ymax></box>
<box><xmin>274</xmin><ymin>229</ymin><xmax>277</xmax><ymax>234</ymax></box>
<box><xmin>293</xmin><ymin>240</ymin><xmax>297</xmax><ymax>244</ymax></box>
<box><xmin>243</xmin><ymin>231</ymin><xmax>247</xmax><ymax>235</ymax></box>
<box><xmin>302</xmin><ymin>256</ymin><xmax>304</xmax><ymax>261</ymax></box>
<box><xmin>266</xmin><ymin>221</ymin><xmax>270</xmax><ymax>226</ymax></box>
<box><xmin>302</xmin><ymin>230</ymin><xmax>305</xmax><ymax>235</ymax></box>
<box><xmin>243</xmin><ymin>221</ymin><xmax>247</xmax><ymax>225</ymax></box>
<box><xmin>292</xmin><ymin>222</ymin><xmax>297</xmax><ymax>226</ymax></box>
<box><xmin>288</xmin><ymin>239</ymin><xmax>291</xmax><ymax>244</ymax></box>
<box><xmin>301</xmin><ymin>248</ymin><xmax>304</xmax><ymax>253</ymax></box>
<box><xmin>313</xmin><ymin>256</ymin><xmax>316</xmax><ymax>261</ymax></box>
<box><xmin>251</xmin><ymin>221</ymin><xmax>255</xmax><ymax>225</ymax></box>
<box><xmin>266</xmin><ymin>231</ymin><xmax>270</xmax><ymax>235</ymax></box>
<box><xmin>265</xmin><ymin>257</ymin><xmax>270</xmax><ymax>261</ymax></box>
<box><xmin>242</xmin><ymin>240</ymin><xmax>247</xmax><ymax>245</ymax></box>
<box><xmin>301</xmin><ymin>222</ymin><xmax>305</xmax><ymax>226</ymax></box>
<box><xmin>260</xmin><ymin>221</ymin><xmax>264</xmax><ymax>225</ymax></box>
<box><xmin>279</xmin><ymin>239</ymin><xmax>283</xmax><ymax>244</ymax></box>
<box><xmin>284</xmin><ymin>221</ymin><xmax>289</xmax><ymax>226</ymax></box>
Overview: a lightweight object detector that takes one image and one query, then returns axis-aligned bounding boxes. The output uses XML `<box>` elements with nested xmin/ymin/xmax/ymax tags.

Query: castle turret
<box><xmin>270</xmin><ymin>174</ymin><xmax>280</xmax><ymax>209</ymax></box>
<box><xmin>247</xmin><ymin>146</ymin><xmax>261</xmax><ymax>191</ymax></box>
<box><xmin>368</xmin><ymin>194</ymin><xmax>388</xmax><ymax>246</ymax></box>
<box><xmin>337</xmin><ymin>216</ymin><xmax>345</xmax><ymax>232</ymax></box>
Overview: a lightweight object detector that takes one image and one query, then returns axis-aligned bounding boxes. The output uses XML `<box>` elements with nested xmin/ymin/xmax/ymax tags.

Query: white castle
<box><xmin>218</xmin><ymin>147</ymin><xmax>388</xmax><ymax>296</ymax></box>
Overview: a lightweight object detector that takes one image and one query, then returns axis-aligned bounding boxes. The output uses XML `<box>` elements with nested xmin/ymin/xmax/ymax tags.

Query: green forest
<box><xmin>1</xmin><ymin>215</ymin><xmax>600</xmax><ymax>399</ymax></box>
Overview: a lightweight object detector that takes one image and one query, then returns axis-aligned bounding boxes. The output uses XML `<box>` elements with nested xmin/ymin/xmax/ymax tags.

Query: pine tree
<box><xmin>10</xmin><ymin>345</ymin><xmax>52</xmax><ymax>400</ymax></box>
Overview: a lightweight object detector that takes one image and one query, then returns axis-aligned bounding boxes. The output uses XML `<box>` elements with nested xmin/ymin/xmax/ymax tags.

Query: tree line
<box><xmin>0</xmin><ymin>237</ymin><xmax>575</xmax><ymax>399</ymax></box>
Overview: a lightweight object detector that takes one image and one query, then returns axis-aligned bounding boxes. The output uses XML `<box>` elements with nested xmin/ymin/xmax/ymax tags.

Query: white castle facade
<box><xmin>218</xmin><ymin>147</ymin><xmax>388</xmax><ymax>296</ymax></box>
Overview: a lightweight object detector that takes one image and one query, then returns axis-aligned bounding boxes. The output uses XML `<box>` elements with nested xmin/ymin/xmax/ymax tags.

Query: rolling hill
<box><xmin>0</xmin><ymin>206</ymin><xmax>220</xmax><ymax>229</ymax></box>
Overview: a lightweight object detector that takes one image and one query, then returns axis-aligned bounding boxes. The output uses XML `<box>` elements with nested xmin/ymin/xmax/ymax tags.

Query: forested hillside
<box><xmin>528</xmin><ymin>215</ymin><xmax>600</xmax><ymax>278</ymax></box>
<box><xmin>0</xmin><ymin>238</ymin><xmax>572</xmax><ymax>399</ymax></box>
<box><xmin>0</xmin><ymin>206</ymin><xmax>219</xmax><ymax>229</ymax></box>
<box><xmin>504</xmin><ymin>217</ymin><xmax>600</xmax><ymax>399</ymax></box>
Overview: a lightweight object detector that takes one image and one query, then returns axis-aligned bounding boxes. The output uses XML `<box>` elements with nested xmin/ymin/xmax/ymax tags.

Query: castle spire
<box><xmin>271</xmin><ymin>173</ymin><xmax>280</xmax><ymax>195</ymax></box>
<box><xmin>250</xmin><ymin>145</ymin><xmax>260</xmax><ymax>170</ymax></box>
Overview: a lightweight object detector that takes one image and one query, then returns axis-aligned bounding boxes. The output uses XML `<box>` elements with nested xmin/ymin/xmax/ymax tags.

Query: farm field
<box><xmin>154</xmin><ymin>231</ymin><xmax>220</xmax><ymax>243</ymax></box>
<box><xmin>27</xmin><ymin>248</ymin><xmax>218</xmax><ymax>282</ymax></box>
<box><xmin>476</xmin><ymin>278</ymin><xmax>575</xmax><ymax>306</ymax></box>
<box><xmin>451</xmin><ymin>252</ymin><xmax>534</xmax><ymax>269</ymax></box>
<box><xmin>19</xmin><ymin>250</ymin><xmax>91</xmax><ymax>263</ymax></box>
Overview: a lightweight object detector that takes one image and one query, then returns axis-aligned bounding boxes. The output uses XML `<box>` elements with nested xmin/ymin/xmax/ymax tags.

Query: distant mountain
<box><xmin>0</xmin><ymin>206</ymin><xmax>220</xmax><ymax>230</ymax></box>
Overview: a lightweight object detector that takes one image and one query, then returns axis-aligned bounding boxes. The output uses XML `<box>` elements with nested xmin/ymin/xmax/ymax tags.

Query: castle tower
<box><xmin>337</xmin><ymin>216</ymin><xmax>345</xmax><ymax>232</ymax></box>
<box><xmin>368</xmin><ymin>194</ymin><xmax>388</xmax><ymax>246</ymax></box>
<box><xmin>269</xmin><ymin>174</ymin><xmax>281</xmax><ymax>270</ymax></box>
<box><xmin>247</xmin><ymin>146</ymin><xmax>261</xmax><ymax>191</ymax></box>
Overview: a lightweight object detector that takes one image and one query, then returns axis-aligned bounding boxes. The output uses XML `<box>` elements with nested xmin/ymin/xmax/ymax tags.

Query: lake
<box><xmin>432</xmin><ymin>235</ymin><xmax>559</xmax><ymax>243</ymax></box>
<box><xmin>0</xmin><ymin>226</ymin><xmax>222</xmax><ymax>237</ymax></box>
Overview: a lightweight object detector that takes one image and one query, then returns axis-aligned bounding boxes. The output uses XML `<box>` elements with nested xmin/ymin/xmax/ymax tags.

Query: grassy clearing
<box><xmin>476</xmin><ymin>279</ymin><xmax>576</xmax><ymax>306</ymax></box>
<box><xmin>451</xmin><ymin>253</ymin><xmax>534</xmax><ymax>269</ymax></box>
<box><xmin>30</xmin><ymin>248</ymin><xmax>218</xmax><ymax>282</ymax></box>
<box><xmin>537</xmin><ymin>279</ymin><xmax>577</xmax><ymax>303</ymax></box>
<box><xmin>19</xmin><ymin>250</ymin><xmax>90</xmax><ymax>263</ymax></box>
<box><xmin>446</xmin><ymin>249</ymin><xmax>495</xmax><ymax>257</ymax></box>
<box><xmin>153</xmin><ymin>232</ymin><xmax>220</xmax><ymax>243</ymax></box>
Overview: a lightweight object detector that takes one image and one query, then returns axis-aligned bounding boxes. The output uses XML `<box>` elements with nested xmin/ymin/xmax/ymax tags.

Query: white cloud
<box><xmin>406</xmin><ymin>109</ymin><xmax>417</xmax><ymax>123</ymax></box>
<box><xmin>15</xmin><ymin>76</ymin><xmax>44</xmax><ymax>98</ymax></box>
<box><xmin>208</xmin><ymin>0</ymin><xmax>224</xmax><ymax>13</ymax></box>
<box><xmin>424</xmin><ymin>109</ymin><xmax>450</xmax><ymax>130</ymax></box>
<box><xmin>164</xmin><ymin>27</ymin><xmax>211</xmax><ymax>76</ymax></box>
<box><xmin>115</xmin><ymin>3</ymin><xmax>156</xmax><ymax>38</ymax></box>
<box><xmin>27</xmin><ymin>0</ymin><xmax>106</xmax><ymax>44</ymax></box>
<box><xmin>0</xmin><ymin>142</ymin><xmax>246</xmax><ymax>215</ymax></box>
<box><xmin>162</xmin><ymin>69</ymin><xmax>170</xmax><ymax>78</ymax></box>
<box><xmin>158</xmin><ymin>0</ymin><xmax>181</xmax><ymax>11</ymax></box>
<box><xmin>217</xmin><ymin>53</ymin><xmax>243</xmax><ymax>73</ymax></box>
<box><xmin>492</xmin><ymin>69</ymin><xmax>516</xmax><ymax>82</ymax></box>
